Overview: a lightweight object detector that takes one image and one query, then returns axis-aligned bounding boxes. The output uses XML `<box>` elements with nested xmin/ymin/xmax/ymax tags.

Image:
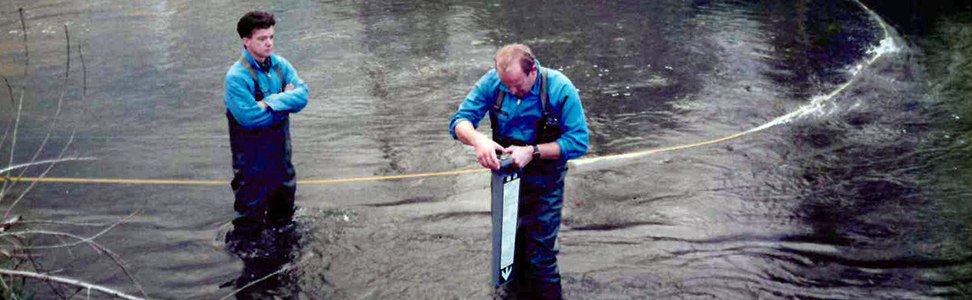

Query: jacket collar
<box><xmin>242</xmin><ymin>48</ymin><xmax>274</xmax><ymax>72</ymax></box>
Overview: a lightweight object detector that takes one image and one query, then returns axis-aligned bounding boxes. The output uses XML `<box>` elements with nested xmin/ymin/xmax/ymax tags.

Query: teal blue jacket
<box><xmin>450</xmin><ymin>61</ymin><xmax>590</xmax><ymax>161</ymax></box>
<box><xmin>224</xmin><ymin>50</ymin><xmax>308</xmax><ymax>129</ymax></box>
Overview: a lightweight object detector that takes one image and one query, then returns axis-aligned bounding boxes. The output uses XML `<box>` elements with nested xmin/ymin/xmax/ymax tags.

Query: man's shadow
<box><xmin>222</xmin><ymin>222</ymin><xmax>302</xmax><ymax>300</ymax></box>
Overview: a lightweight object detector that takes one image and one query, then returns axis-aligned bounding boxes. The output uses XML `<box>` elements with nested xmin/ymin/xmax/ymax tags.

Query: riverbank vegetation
<box><xmin>0</xmin><ymin>8</ymin><xmax>147</xmax><ymax>300</ymax></box>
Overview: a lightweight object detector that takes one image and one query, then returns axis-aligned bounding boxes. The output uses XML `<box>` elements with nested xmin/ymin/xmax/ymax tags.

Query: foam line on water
<box><xmin>569</xmin><ymin>0</ymin><xmax>897</xmax><ymax>173</ymax></box>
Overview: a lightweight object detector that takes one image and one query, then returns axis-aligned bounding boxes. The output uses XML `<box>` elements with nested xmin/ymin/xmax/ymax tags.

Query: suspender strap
<box><xmin>490</xmin><ymin>84</ymin><xmax>507</xmax><ymax>136</ymax></box>
<box><xmin>492</xmin><ymin>68</ymin><xmax>550</xmax><ymax>114</ymax></box>
<box><xmin>493</xmin><ymin>91</ymin><xmax>506</xmax><ymax>114</ymax></box>
<box><xmin>540</xmin><ymin>68</ymin><xmax>549</xmax><ymax>113</ymax></box>
<box><xmin>239</xmin><ymin>57</ymin><xmax>286</xmax><ymax>101</ymax></box>
<box><xmin>490</xmin><ymin>67</ymin><xmax>551</xmax><ymax>140</ymax></box>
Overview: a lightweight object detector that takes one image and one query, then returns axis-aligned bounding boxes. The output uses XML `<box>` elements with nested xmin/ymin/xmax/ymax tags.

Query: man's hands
<box><xmin>472</xmin><ymin>136</ymin><xmax>505</xmax><ymax>170</ymax></box>
<box><xmin>505</xmin><ymin>145</ymin><xmax>534</xmax><ymax>169</ymax></box>
<box><xmin>256</xmin><ymin>84</ymin><xmax>296</xmax><ymax>111</ymax></box>
<box><xmin>473</xmin><ymin>140</ymin><xmax>536</xmax><ymax>170</ymax></box>
<box><xmin>456</xmin><ymin>120</ymin><xmax>556</xmax><ymax>170</ymax></box>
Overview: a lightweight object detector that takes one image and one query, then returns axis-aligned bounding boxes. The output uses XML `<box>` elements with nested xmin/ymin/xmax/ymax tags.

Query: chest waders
<box><xmin>489</xmin><ymin>68</ymin><xmax>563</xmax><ymax>287</ymax></box>
<box><xmin>489</xmin><ymin>68</ymin><xmax>554</xmax><ymax>147</ymax></box>
<box><xmin>226</xmin><ymin>56</ymin><xmax>296</xmax><ymax>231</ymax></box>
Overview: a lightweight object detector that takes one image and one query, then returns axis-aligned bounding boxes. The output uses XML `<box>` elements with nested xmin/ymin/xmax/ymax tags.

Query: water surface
<box><xmin>0</xmin><ymin>0</ymin><xmax>968</xmax><ymax>299</ymax></box>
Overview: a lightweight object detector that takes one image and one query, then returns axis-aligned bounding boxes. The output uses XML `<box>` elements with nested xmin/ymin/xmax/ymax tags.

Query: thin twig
<box><xmin>88</xmin><ymin>238</ymin><xmax>148</xmax><ymax>299</ymax></box>
<box><xmin>2</xmin><ymin>8</ymin><xmax>31</xmax><ymax>203</ymax></box>
<box><xmin>0</xmin><ymin>210</ymin><xmax>139</xmax><ymax>250</ymax></box>
<box><xmin>18</xmin><ymin>9</ymin><xmax>29</xmax><ymax>75</ymax></box>
<box><xmin>0</xmin><ymin>236</ymin><xmax>28</xmax><ymax>300</ymax></box>
<box><xmin>21</xmin><ymin>237</ymin><xmax>70</xmax><ymax>300</ymax></box>
<box><xmin>0</xmin><ymin>268</ymin><xmax>146</xmax><ymax>300</ymax></box>
<box><xmin>5</xmin><ymin>30</ymin><xmax>92</xmax><ymax>219</ymax></box>
<box><xmin>4</xmin><ymin>24</ymin><xmax>77</xmax><ymax>217</ymax></box>
<box><xmin>78</xmin><ymin>44</ymin><xmax>87</xmax><ymax>110</ymax></box>
<box><xmin>15</xmin><ymin>219</ymin><xmax>118</xmax><ymax>228</ymax></box>
<box><xmin>219</xmin><ymin>264</ymin><xmax>293</xmax><ymax>300</ymax></box>
<box><xmin>53</xmin><ymin>233</ymin><xmax>77</xmax><ymax>259</ymax></box>
<box><xmin>5</xmin><ymin>130</ymin><xmax>86</xmax><ymax>219</ymax></box>
<box><xmin>0</xmin><ymin>157</ymin><xmax>96</xmax><ymax>175</ymax></box>
<box><xmin>0</xmin><ymin>275</ymin><xmax>16</xmax><ymax>300</ymax></box>
<box><xmin>1</xmin><ymin>77</ymin><xmax>11</xmax><ymax>107</ymax></box>
<box><xmin>0</xmin><ymin>76</ymin><xmax>14</xmax><ymax>157</ymax></box>
<box><xmin>6</xmin><ymin>34</ymin><xmax>91</xmax><ymax>220</ymax></box>
<box><xmin>0</xmin><ymin>211</ymin><xmax>149</xmax><ymax>299</ymax></box>
<box><xmin>14</xmin><ymin>24</ymin><xmax>71</xmax><ymax>183</ymax></box>
<box><xmin>2</xmin><ymin>40</ymin><xmax>91</xmax><ymax>217</ymax></box>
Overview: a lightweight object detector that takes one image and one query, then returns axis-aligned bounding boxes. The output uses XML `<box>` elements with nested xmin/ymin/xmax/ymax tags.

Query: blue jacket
<box><xmin>224</xmin><ymin>50</ymin><xmax>308</xmax><ymax>181</ymax></box>
<box><xmin>225</xmin><ymin>51</ymin><xmax>308</xmax><ymax>129</ymax></box>
<box><xmin>450</xmin><ymin>61</ymin><xmax>589</xmax><ymax>161</ymax></box>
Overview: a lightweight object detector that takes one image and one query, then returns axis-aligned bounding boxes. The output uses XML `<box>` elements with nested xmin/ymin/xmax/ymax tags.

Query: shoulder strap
<box><xmin>540</xmin><ymin>67</ymin><xmax>549</xmax><ymax>113</ymax></box>
<box><xmin>491</xmin><ymin>67</ymin><xmax>554</xmax><ymax>138</ymax></box>
<box><xmin>239</xmin><ymin>58</ymin><xmax>262</xmax><ymax>98</ymax></box>
<box><xmin>240</xmin><ymin>56</ymin><xmax>288</xmax><ymax>97</ymax></box>
<box><xmin>490</xmin><ymin>89</ymin><xmax>506</xmax><ymax>136</ymax></box>
<box><xmin>274</xmin><ymin>64</ymin><xmax>286</xmax><ymax>90</ymax></box>
<box><xmin>494</xmin><ymin>67</ymin><xmax>548</xmax><ymax>114</ymax></box>
<box><xmin>240</xmin><ymin>57</ymin><xmax>258</xmax><ymax>81</ymax></box>
<box><xmin>493</xmin><ymin>90</ymin><xmax>506</xmax><ymax>113</ymax></box>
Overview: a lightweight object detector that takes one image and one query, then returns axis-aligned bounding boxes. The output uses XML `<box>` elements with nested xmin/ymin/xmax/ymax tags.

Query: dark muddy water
<box><xmin>0</xmin><ymin>0</ymin><xmax>969</xmax><ymax>299</ymax></box>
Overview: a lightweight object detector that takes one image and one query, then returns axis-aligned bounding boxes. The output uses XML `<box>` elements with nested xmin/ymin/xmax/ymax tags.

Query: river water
<box><xmin>0</xmin><ymin>0</ymin><xmax>969</xmax><ymax>299</ymax></box>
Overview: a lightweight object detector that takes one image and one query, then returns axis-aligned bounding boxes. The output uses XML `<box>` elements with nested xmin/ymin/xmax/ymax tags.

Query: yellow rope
<box><xmin>6</xmin><ymin>168</ymin><xmax>486</xmax><ymax>186</ymax></box>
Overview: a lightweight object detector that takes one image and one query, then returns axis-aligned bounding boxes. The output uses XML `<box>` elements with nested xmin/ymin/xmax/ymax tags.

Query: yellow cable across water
<box><xmin>0</xmin><ymin>129</ymin><xmax>772</xmax><ymax>186</ymax></box>
<box><xmin>6</xmin><ymin>1</ymin><xmax>890</xmax><ymax>187</ymax></box>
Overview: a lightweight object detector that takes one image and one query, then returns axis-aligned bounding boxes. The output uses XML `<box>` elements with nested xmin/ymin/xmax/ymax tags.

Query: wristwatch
<box><xmin>532</xmin><ymin>144</ymin><xmax>541</xmax><ymax>159</ymax></box>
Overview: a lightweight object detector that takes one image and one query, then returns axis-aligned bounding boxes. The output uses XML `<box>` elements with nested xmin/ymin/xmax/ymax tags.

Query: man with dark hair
<box><xmin>450</xmin><ymin>44</ymin><xmax>589</xmax><ymax>299</ymax></box>
<box><xmin>224</xmin><ymin>11</ymin><xmax>308</xmax><ymax>250</ymax></box>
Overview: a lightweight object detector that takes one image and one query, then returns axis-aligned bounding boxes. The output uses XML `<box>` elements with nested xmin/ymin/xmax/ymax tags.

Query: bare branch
<box><xmin>53</xmin><ymin>234</ymin><xmax>77</xmax><ymax>259</ymax></box>
<box><xmin>0</xmin><ymin>210</ymin><xmax>139</xmax><ymax>250</ymax></box>
<box><xmin>14</xmin><ymin>219</ymin><xmax>118</xmax><ymax>228</ymax></box>
<box><xmin>14</xmin><ymin>24</ymin><xmax>72</xmax><ymax>182</ymax></box>
<box><xmin>0</xmin><ymin>215</ymin><xmax>20</xmax><ymax>232</ymax></box>
<box><xmin>219</xmin><ymin>264</ymin><xmax>292</xmax><ymax>300</ymax></box>
<box><xmin>0</xmin><ymin>157</ymin><xmax>96</xmax><ymax>175</ymax></box>
<box><xmin>5</xmin><ymin>38</ymin><xmax>92</xmax><ymax>220</ymax></box>
<box><xmin>3</xmin><ymin>24</ymin><xmax>77</xmax><ymax>216</ymax></box>
<box><xmin>0</xmin><ymin>268</ymin><xmax>146</xmax><ymax>300</ymax></box>
<box><xmin>21</xmin><ymin>239</ymin><xmax>70</xmax><ymax>300</ymax></box>
<box><xmin>1</xmin><ymin>77</ymin><xmax>11</xmax><ymax>107</ymax></box>
<box><xmin>0</xmin><ymin>275</ymin><xmax>20</xmax><ymax>300</ymax></box>
<box><xmin>19</xmin><ymin>9</ymin><xmax>29</xmax><ymax>76</ymax></box>
<box><xmin>87</xmin><ymin>238</ymin><xmax>148</xmax><ymax>299</ymax></box>
<box><xmin>0</xmin><ymin>76</ymin><xmax>13</xmax><ymax>154</ymax></box>
<box><xmin>79</xmin><ymin>44</ymin><xmax>86</xmax><ymax>105</ymax></box>
<box><xmin>2</xmin><ymin>8</ymin><xmax>31</xmax><ymax>201</ymax></box>
<box><xmin>4</xmin><ymin>131</ymin><xmax>84</xmax><ymax>219</ymax></box>
<box><xmin>0</xmin><ymin>211</ymin><xmax>149</xmax><ymax>299</ymax></box>
<box><xmin>0</xmin><ymin>10</ymin><xmax>144</xmax><ymax>300</ymax></box>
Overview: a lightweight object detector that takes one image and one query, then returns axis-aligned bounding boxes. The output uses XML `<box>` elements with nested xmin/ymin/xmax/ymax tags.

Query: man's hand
<box><xmin>256</xmin><ymin>100</ymin><xmax>268</xmax><ymax>110</ymax></box>
<box><xmin>285</xmin><ymin>83</ymin><xmax>295</xmax><ymax>92</ymax></box>
<box><xmin>473</xmin><ymin>137</ymin><xmax>505</xmax><ymax>170</ymax></box>
<box><xmin>505</xmin><ymin>145</ymin><xmax>534</xmax><ymax>169</ymax></box>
